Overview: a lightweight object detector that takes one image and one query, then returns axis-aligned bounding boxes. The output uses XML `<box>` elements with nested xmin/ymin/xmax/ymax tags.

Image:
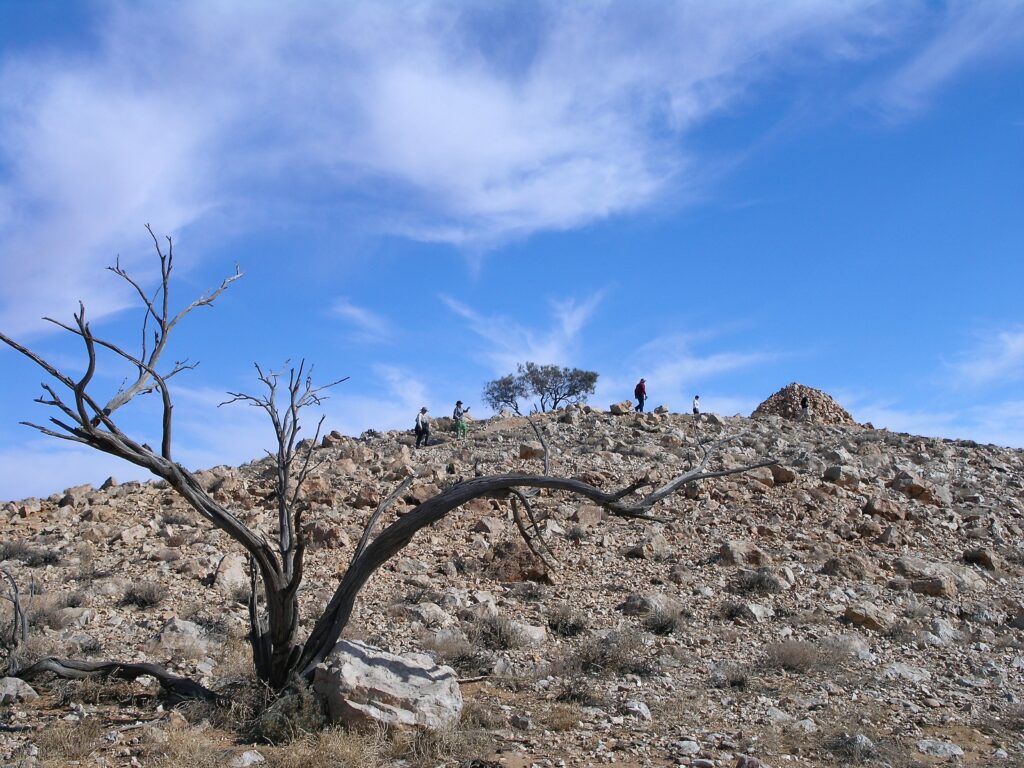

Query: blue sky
<box><xmin>1</xmin><ymin>1</ymin><xmax>1022</xmax><ymax>501</ymax></box>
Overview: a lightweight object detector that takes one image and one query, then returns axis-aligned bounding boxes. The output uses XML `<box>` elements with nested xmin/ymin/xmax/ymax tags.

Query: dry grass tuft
<box><xmin>763</xmin><ymin>640</ymin><xmax>826</xmax><ymax>673</ymax></box>
<box><xmin>547</xmin><ymin>604</ymin><xmax>587</xmax><ymax>637</ymax></box>
<box><xmin>121</xmin><ymin>581</ymin><xmax>163</xmax><ymax>608</ymax></box>
<box><xmin>36</xmin><ymin>717</ymin><xmax>105</xmax><ymax>766</ymax></box>
<box><xmin>470</xmin><ymin>616</ymin><xmax>522</xmax><ymax>651</ymax></box>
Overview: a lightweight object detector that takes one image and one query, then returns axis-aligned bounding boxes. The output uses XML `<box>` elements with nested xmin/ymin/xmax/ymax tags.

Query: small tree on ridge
<box><xmin>483</xmin><ymin>362</ymin><xmax>598</xmax><ymax>415</ymax></box>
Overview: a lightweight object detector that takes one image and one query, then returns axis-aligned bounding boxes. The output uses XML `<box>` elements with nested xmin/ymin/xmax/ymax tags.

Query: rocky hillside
<box><xmin>2</xmin><ymin>403</ymin><xmax>1024</xmax><ymax>767</ymax></box>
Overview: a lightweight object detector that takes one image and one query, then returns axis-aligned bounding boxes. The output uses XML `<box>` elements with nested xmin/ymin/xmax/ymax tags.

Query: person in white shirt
<box><xmin>692</xmin><ymin>395</ymin><xmax>701</xmax><ymax>419</ymax></box>
<box><xmin>415</xmin><ymin>407</ymin><xmax>431</xmax><ymax>448</ymax></box>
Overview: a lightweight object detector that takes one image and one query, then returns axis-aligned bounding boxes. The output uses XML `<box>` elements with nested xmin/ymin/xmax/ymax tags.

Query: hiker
<box><xmin>452</xmin><ymin>400</ymin><xmax>470</xmax><ymax>439</ymax></box>
<box><xmin>415</xmin><ymin>407</ymin><xmax>431</xmax><ymax>448</ymax></box>
<box><xmin>800</xmin><ymin>393</ymin><xmax>811</xmax><ymax>421</ymax></box>
<box><xmin>692</xmin><ymin>394</ymin><xmax>701</xmax><ymax>420</ymax></box>
<box><xmin>634</xmin><ymin>378</ymin><xmax>647</xmax><ymax>413</ymax></box>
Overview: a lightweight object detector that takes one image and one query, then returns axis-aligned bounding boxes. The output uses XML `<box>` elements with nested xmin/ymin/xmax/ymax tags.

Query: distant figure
<box><xmin>634</xmin><ymin>378</ymin><xmax>647</xmax><ymax>413</ymax></box>
<box><xmin>800</xmin><ymin>394</ymin><xmax>810</xmax><ymax>421</ymax></box>
<box><xmin>415</xmin><ymin>407</ymin><xmax>431</xmax><ymax>448</ymax></box>
<box><xmin>692</xmin><ymin>394</ymin><xmax>701</xmax><ymax>419</ymax></box>
<box><xmin>453</xmin><ymin>400</ymin><xmax>470</xmax><ymax>439</ymax></box>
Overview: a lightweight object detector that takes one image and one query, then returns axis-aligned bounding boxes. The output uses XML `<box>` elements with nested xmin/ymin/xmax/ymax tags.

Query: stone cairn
<box><xmin>751</xmin><ymin>382</ymin><xmax>856</xmax><ymax>426</ymax></box>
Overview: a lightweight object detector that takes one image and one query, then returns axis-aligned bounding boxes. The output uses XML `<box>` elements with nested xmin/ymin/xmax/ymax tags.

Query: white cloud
<box><xmin>442</xmin><ymin>291</ymin><xmax>603</xmax><ymax>372</ymax></box>
<box><xmin>872</xmin><ymin>2</ymin><xmax>1024</xmax><ymax>117</ymax></box>
<box><xmin>331</xmin><ymin>297</ymin><xmax>392</xmax><ymax>344</ymax></box>
<box><xmin>5</xmin><ymin>0</ymin><xmax>994</xmax><ymax>335</ymax></box>
<box><xmin>949</xmin><ymin>326</ymin><xmax>1024</xmax><ymax>388</ymax></box>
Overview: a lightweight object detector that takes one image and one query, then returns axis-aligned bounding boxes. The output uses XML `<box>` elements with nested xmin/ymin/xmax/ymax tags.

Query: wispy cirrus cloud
<box><xmin>442</xmin><ymin>291</ymin><xmax>604</xmax><ymax>372</ymax></box>
<box><xmin>331</xmin><ymin>297</ymin><xmax>393</xmax><ymax>344</ymax></box>
<box><xmin>596</xmin><ymin>331</ymin><xmax>774</xmax><ymax>413</ymax></box>
<box><xmin>871</xmin><ymin>1</ymin><xmax>1024</xmax><ymax>118</ymax></box>
<box><xmin>5</xmin><ymin>1</ymin><xmax>1012</xmax><ymax>336</ymax></box>
<box><xmin>948</xmin><ymin>326</ymin><xmax>1024</xmax><ymax>388</ymax></box>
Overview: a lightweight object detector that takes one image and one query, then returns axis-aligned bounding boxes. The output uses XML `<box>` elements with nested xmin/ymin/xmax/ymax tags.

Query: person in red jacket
<box><xmin>634</xmin><ymin>378</ymin><xmax>647</xmax><ymax>412</ymax></box>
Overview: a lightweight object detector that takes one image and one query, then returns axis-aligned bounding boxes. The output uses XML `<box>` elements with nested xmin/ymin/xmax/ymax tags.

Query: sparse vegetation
<box><xmin>0</xmin><ymin>541</ymin><xmax>60</xmax><ymax>567</ymax></box>
<box><xmin>470</xmin><ymin>616</ymin><xmax>522</xmax><ymax>651</ymax></box>
<box><xmin>763</xmin><ymin>640</ymin><xmax>823</xmax><ymax>673</ymax></box>
<box><xmin>121</xmin><ymin>581</ymin><xmax>163</xmax><ymax>608</ymax></box>
<box><xmin>563</xmin><ymin>628</ymin><xmax>654</xmax><ymax>677</ymax></box>
<box><xmin>643</xmin><ymin>609</ymin><xmax>678</xmax><ymax>635</ymax></box>
<box><xmin>730</xmin><ymin>568</ymin><xmax>784</xmax><ymax>594</ymax></box>
<box><xmin>547</xmin><ymin>604</ymin><xmax>587</xmax><ymax>637</ymax></box>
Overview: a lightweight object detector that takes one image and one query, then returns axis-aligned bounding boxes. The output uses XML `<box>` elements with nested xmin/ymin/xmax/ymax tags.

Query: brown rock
<box><xmin>864</xmin><ymin>496</ymin><xmax>904</xmax><ymax>521</ymax></box>
<box><xmin>963</xmin><ymin>547</ymin><xmax>999</xmax><ymax>571</ymax></box>
<box><xmin>911</xmin><ymin>575</ymin><xmax>957</xmax><ymax>598</ymax></box>
<box><xmin>720</xmin><ymin>540</ymin><xmax>772</xmax><ymax>567</ymax></box>
<box><xmin>844</xmin><ymin>602</ymin><xmax>894</xmax><ymax>632</ymax></box>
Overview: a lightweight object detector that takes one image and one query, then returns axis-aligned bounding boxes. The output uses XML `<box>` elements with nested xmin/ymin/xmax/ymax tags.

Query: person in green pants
<box><xmin>453</xmin><ymin>400</ymin><xmax>470</xmax><ymax>439</ymax></box>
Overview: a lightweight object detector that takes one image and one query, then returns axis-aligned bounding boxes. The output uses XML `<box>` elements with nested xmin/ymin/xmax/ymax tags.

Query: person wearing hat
<box><xmin>415</xmin><ymin>406</ymin><xmax>432</xmax><ymax>448</ymax></box>
<box><xmin>634</xmin><ymin>378</ymin><xmax>647</xmax><ymax>413</ymax></box>
<box><xmin>452</xmin><ymin>400</ymin><xmax>470</xmax><ymax>439</ymax></box>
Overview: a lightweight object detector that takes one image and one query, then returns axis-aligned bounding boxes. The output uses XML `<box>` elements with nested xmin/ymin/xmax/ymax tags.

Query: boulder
<box><xmin>769</xmin><ymin>464</ymin><xmax>798</xmax><ymax>484</ymax></box>
<box><xmin>844</xmin><ymin>603</ymin><xmax>894</xmax><ymax>632</ymax></box>
<box><xmin>618</xmin><ymin>592</ymin><xmax>686</xmax><ymax>617</ymax></box>
<box><xmin>313</xmin><ymin>640</ymin><xmax>462</xmax><ymax>731</ymax></box>
<box><xmin>148</xmin><ymin>618</ymin><xmax>209</xmax><ymax>657</ymax></box>
<box><xmin>609</xmin><ymin>401</ymin><xmax>634</xmax><ymax>415</ymax></box>
<box><xmin>624</xmin><ymin>533</ymin><xmax>672</xmax><ymax>560</ymax></box>
<box><xmin>214</xmin><ymin>552</ymin><xmax>248</xmax><ymax>594</ymax></box>
<box><xmin>720</xmin><ymin>540</ymin><xmax>772</xmax><ymax>567</ymax></box>
<box><xmin>519</xmin><ymin>442</ymin><xmax>546</xmax><ymax>461</ymax></box>
<box><xmin>0</xmin><ymin>677</ymin><xmax>38</xmax><ymax>704</ymax></box>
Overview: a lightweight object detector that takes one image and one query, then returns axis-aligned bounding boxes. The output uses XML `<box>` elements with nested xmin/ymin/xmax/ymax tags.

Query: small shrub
<box><xmin>543</xmin><ymin>703</ymin><xmax>581</xmax><ymax>731</ymax></box>
<box><xmin>764</xmin><ymin>640</ymin><xmax>821</xmax><ymax>673</ymax></box>
<box><xmin>0</xmin><ymin>541</ymin><xmax>60</xmax><ymax>567</ymax></box>
<box><xmin>425</xmin><ymin>634</ymin><xmax>492</xmax><ymax>677</ymax></box>
<box><xmin>718</xmin><ymin>601</ymin><xmax>748</xmax><ymax>621</ymax></box>
<box><xmin>548</xmin><ymin>604</ymin><xmax>587</xmax><ymax>637</ymax></box>
<box><xmin>510</xmin><ymin>581</ymin><xmax>545</xmax><ymax>602</ymax></box>
<box><xmin>160</xmin><ymin>510</ymin><xmax>193</xmax><ymax>526</ymax></box>
<box><xmin>564</xmin><ymin>628</ymin><xmax>653</xmax><ymax>677</ymax></box>
<box><xmin>121</xmin><ymin>581</ymin><xmax>163</xmax><ymax>608</ymax></box>
<box><xmin>566</xmin><ymin>525</ymin><xmax>588</xmax><ymax>543</ymax></box>
<box><xmin>731</xmin><ymin>569</ymin><xmax>783</xmax><ymax>594</ymax></box>
<box><xmin>471</xmin><ymin>616</ymin><xmax>522</xmax><ymax>651</ymax></box>
<box><xmin>710</xmin><ymin>662</ymin><xmax>750</xmax><ymax>690</ymax></box>
<box><xmin>229</xmin><ymin>583</ymin><xmax>252</xmax><ymax>605</ymax></box>
<box><xmin>643</xmin><ymin>609</ymin><xmax>678</xmax><ymax>636</ymax></box>
<box><xmin>62</xmin><ymin>591</ymin><xmax>87</xmax><ymax>608</ymax></box>
<box><xmin>248</xmin><ymin>683</ymin><xmax>327</xmax><ymax>745</ymax></box>
<box><xmin>555</xmin><ymin>674</ymin><xmax>596</xmax><ymax>704</ymax></box>
<box><xmin>825</xmin><ymin>732</ymin><xmax>877</xmax><ymax>763</ymax></box>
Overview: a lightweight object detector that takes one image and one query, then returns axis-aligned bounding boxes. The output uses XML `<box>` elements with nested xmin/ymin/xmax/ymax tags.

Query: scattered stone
<box><xmin>916</xmin><ymin>739</ymin><xmax>964</xmax><ymax>758</ymax></box>
<box><xmin>0</xmin><ymin>677</ymin><xmax>38</xmax><ymax>704</ymax></box>
<box><xmin>313</xmin><ymin>639</ymin><xmax>462</xmax><ymax>731</ymax></box>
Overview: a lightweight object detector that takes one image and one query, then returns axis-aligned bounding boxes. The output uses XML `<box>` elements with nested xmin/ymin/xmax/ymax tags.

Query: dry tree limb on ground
<box><xmin>0</xmin><ymin>229</ymin><xmax>775</xmax><ymax>700</ymax></box>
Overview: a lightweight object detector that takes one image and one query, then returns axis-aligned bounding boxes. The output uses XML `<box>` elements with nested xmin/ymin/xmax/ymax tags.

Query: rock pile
<box><xmin>751</xmin><ymin>382</ymin><xmax>856</xmax><ymax>425</ymax></box>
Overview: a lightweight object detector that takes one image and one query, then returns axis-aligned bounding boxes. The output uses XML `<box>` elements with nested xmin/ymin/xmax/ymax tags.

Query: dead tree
<box><xmin>1</xmin><ymin>229</ymin><xmax>775</xmax><ymax>699</ymax></box>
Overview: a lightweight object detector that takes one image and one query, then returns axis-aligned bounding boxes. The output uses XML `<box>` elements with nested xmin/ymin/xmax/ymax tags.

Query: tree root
<box><xmin>15</xmin><ymin>657</ymin><xmax>221</xmax><ymax>705</ymax></box>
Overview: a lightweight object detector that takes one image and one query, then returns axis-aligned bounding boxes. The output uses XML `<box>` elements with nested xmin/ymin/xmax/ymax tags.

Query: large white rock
<box><xmin>313</xmin><ymin>639</ymin><xmax>462</xmax><ymax>731</ymax></box>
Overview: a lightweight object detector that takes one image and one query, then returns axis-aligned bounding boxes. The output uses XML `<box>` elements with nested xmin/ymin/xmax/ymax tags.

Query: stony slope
<box><xmin>2</xmin><ymin>405</ymin><xmax>1024</xmax><ymax>767</ymax></box>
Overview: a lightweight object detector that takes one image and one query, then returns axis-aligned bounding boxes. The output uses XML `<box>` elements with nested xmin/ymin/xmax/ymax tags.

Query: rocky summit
<box><xmin>752</xmin><ymin>383</ymin><xmax>857</xmax><ymax>426</ymax></box>
<box><xmin>2</xmin><ymin>400</ymin><xmax>1024</xmax><ymax>767</ymax></box>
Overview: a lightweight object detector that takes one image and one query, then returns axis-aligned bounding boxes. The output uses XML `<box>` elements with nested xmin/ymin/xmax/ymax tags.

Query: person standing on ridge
<box><xmin>453</xmin><ymin>400</ymin><xmax>470</xmax><ymax>439</ymax></box>
<box><xmin>415</xmin><ymin>407</ymin><xmax>432</xmax><ymax>449</ymax></box>
<box><xmin>634</xmin><ymin>378</ymin><xmax>647</xmax><ymax>413</ymax></box>
<box><xmin>800</xmin><ymin>393</ymin><xmax>810</xmax><ymax>421</ymax></box>
<box><xmin>692</xmin><ymin>394</ymin><xmax>701</xmax><ymax>420</ymax></box>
